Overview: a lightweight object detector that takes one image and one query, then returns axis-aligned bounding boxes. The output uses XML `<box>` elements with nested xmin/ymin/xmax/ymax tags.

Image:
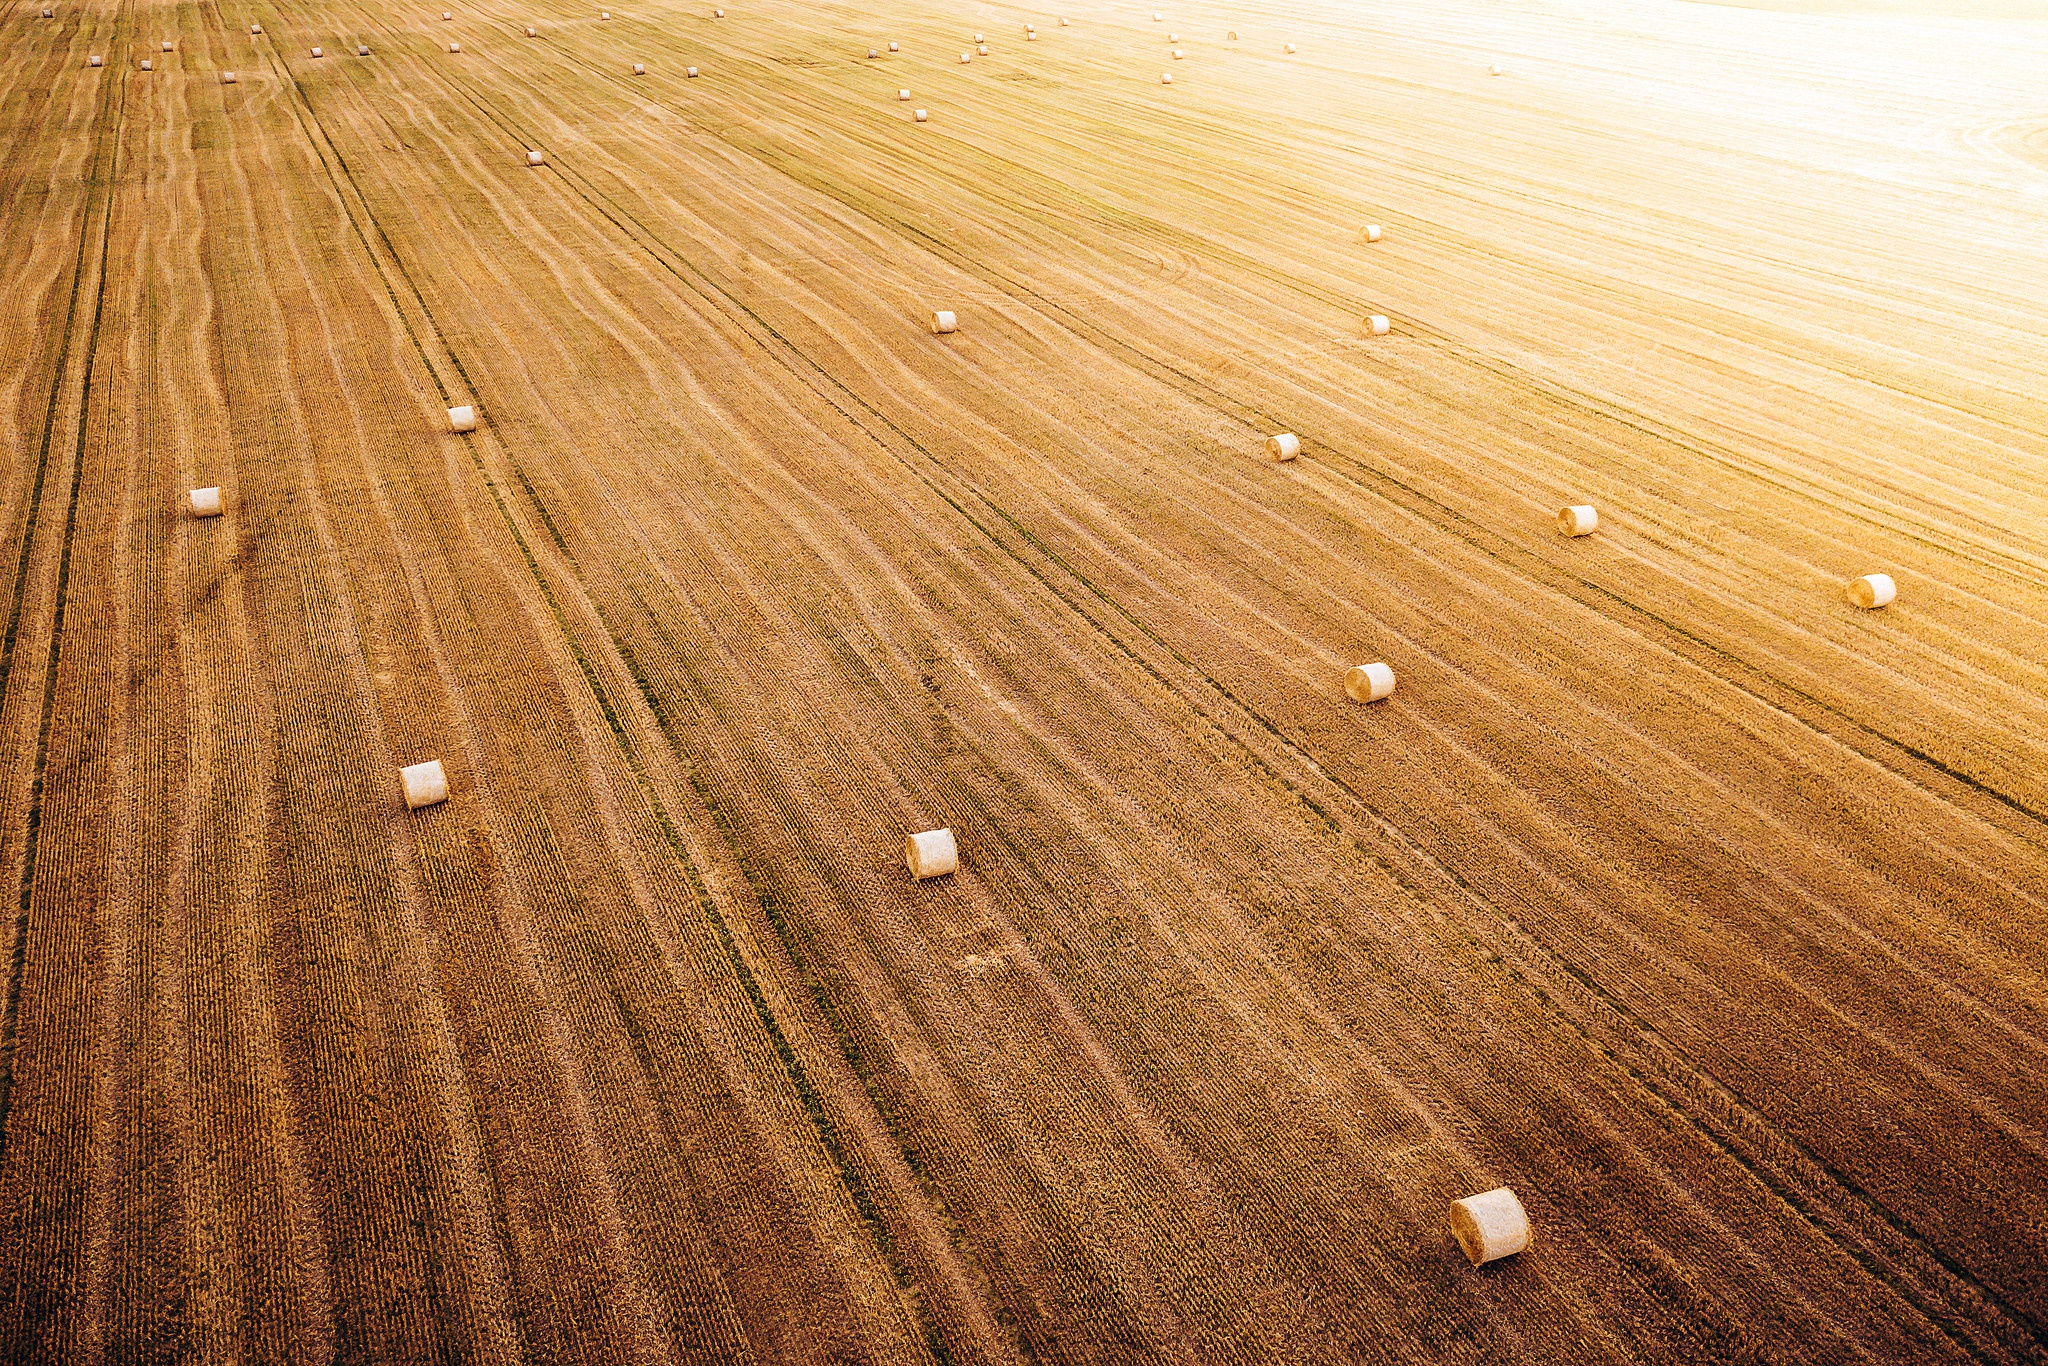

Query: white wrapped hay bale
<box><xmin>976</xmin><ymin>44</ymin><xmax>988</xmax><ymax>54</ymax></box>
<box><xmin>906</xmin><ymin>828</ymin><xmax>957</xmax><ymax>879</ymax></box>
<box><xmin>1557</xmin><ymin>505</ymin><xmax>1597</xmax><ymax>537</ymax></box>
<box><xmin>600</xmin><ymin>9</ymin><xmax>610</xmax><ymax>16</ymax></box>
<box><xmin>1489</xmin><ymin>64</ymin><xmax>1502</xmax><ymax>75</ymax></box>
<box><xmin>1168</xmin><ymin>32</ymin><xmax>1178</xmax><ymax>40</ymax></box>
<box><xmin>400</xmin><ymin>759</ymin><xmax>449</xmax><ymax>810</ymax></box>
<box><xmin>714</xmin><ymin>6</ymin><xmax>723</xmax><ymax>14</ymax></box>
<box><xmin>931</xmin><ymin>309</ymin><xmax>956</xmax><ymax>332</ymax></box>
<box><xmin>913</xmin><ymin>107</ymin><xmax>927</xmax><ymax>120</ymax></box>
<box><xmin>141</xmin><ymin>58</ymin><xmax>152</xmax><ymax>68</ymax></box>
<box><xmin>442</xmin><ymin>9</ymin><xmax>452</xmax><ymax>16</ymax></box>
<box><xmin>888</xmin><ymin>40</ymin><xmax>898</xmax><ymax>50</ymax></box>
<box><xmin>1266</xmin><ymin>432</ymin><xmax>1299</xmax><ymax>461</ymax></box>
<box><xmin>189</xmin><ymin>487</ymin><xmax>223</xmax><ymax>518</ymax></box>
<box><xmin>525</xmin><ymin>25</ymin><xmax>536</xmax><ymax>35</ymax></box>
<box><xmin>1367</xmin><ymin>314</ymin><xmax>1389</xmax><ymax>335</ymax></box>
<box><xmin>1362</xmin><ymin>223</ymin><xmax>1381</xmax><ymax>242</ymax></box>
<box><xmin>221</xmin><ymin>69</ymin><xmax>238</xmax><ymax>82</ymax></box>
<box><xmin>959</xmin><ymin>51</ymin><xmax>971</xmax><ymax>62</ymax></box>
<box><xmin>1226</xmin><ymin>30</ymin><xmax>1236</xmax><ymax>40</ymax></box>
<box><xmin>89</xmin><ymin>53</ymin><xmax>102</xmax><ymax>65</ymax></box>
<box><xmin>250</xmin><ymin>22</ymin><xmax>261</xmax><ymax>32</ymax></box>
<box><xmin>973</xmin><ymin>31</ymin><xmax>983</xmax><ymax>41</ymax></box>
<box><xmin>1160</xmin><ymin>71</ymin><xmax>1171</xmax><ymax>82</ymax></box>
<box><xmin>311</xmin><ymin>46</ymin><xmax>322</xmax><ymax>56</ymax></box>
<box><xmin>41</xmin><ymin>8</ymin><xmax>53</xmax><ymax>16</ymax></box>
<box><xmin>1847</xmin><ymin>573</ymin><xmax>1896</xmax><ymax>609</ymax></box>
<box><xmin>686</xmin><ymin>65</ymin><xmax>699</xmax><ymax>75</ymax></box>
<box><xmin>448</xmin><ymin>405</ymin><xmax>477</xmax><ymax>431</ymax></box>
<box><xmin>448</xmin><ymin>41</ymin><xmax>460</xmax><ymax>51</ymax></box>
<box><xmin>867</xmin><ymin>48</ymin><xmax>878</xmax><ymax>58</ymax></box>
<box><xmin>358</xmin><ymin>44</ymin><xmax>369</xmax><ymax>54</ymax></box>
<box><xmin>163</xmin><ymin>39</ymin><xmax>174</xmax><ymax>49</ymax></box>
<box><xmin>1284</xmin><ymin>42</ymin><xmax>1295</xmax><ymax>53</ymax></box>
<box><xmin>1059</xmin><ymin>16</ymin><xmax>1068</xmax><ymax>24</ymax></box>
<box><xmin>1025</xmin><ymin>30</ymin><xmax>1035</xmax><ymax>39</ymax></box>
<box><xmin>898</xmin><ymin>87</ymin><xmax>910</xmax><ymax>99</ymax></box>
<box><xmin>1346</xmin><ymin>662</ymin><xmax>1395</xmax><ymax>702</ymax></box>
<box><xmin>527</xmin><ymin>148</ymin><xmax>544</xmax><ymax>164</ymax></box>
<box><xmin>1152</xmin><ymin>11</ymin><xmax>1162</xmax><ymax>19</ymax></box>
<box><xmin>1451</xmin><ymin>1188</ymin><xmax>1530</xmax><ymax>1265</ymax></box>
<box><xmin>632</xmin><ymin>61</ymin><xmax>644</xmax><ymax>72</ymax></box>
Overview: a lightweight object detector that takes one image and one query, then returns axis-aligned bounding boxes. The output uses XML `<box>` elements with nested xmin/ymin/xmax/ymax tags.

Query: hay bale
<box><xmin>906</xmin><ymin>828</ymin><xmax>957</xmax><ymax>879</ymax></box>
<box><xmin>527</xmin><ymin>148</ymin><xmax>544</xmax><ymax>164</ymax></box>
<box><xmin>686</xmin><ymin>65</ymin><xmax>698</xmax><ymax>75</ymax></box>
<box><xmin>221</xmin><ymin>69</ymin><xmax>237</xmax><ymax>82</ymax></box>
<box><xmin>189</xmin><ymin>487</ymin><xmax>223</xmax><ymax>517</ymax></box>
<box><xmin>898</xmin><ymin>87</ymin><xmax>910</xmax><ymax>99</ymax></box>
<box><xmin>1847</xmin><ymin>573</ymin><xmax>1896</xmax><ymax>609</ymax></box>
<box><xmin>1557</xmin><ymin>505</ymin><xmax>1597</xmax><ymax>537</ymax></box>
<box><xmin>1227</xmin><ymin>30</ymin><xmax>1236</xmax><ymax>39</ymax></box>
<box><xmin>600</xmin><ymin>8</ymin><xmax>610</xmax><ymax>16</ymax></box>
<box><xmin>632</xmin><ymin>61</ymin><xmax>644</xmax><ymax>73</ymax></box>
<box><xmin>1266</xmin><ymin>432</ymin><xmax>1299</xmax><ymax>461</ymax></box>
<box><xmin>1367</xmin><ymin>314</ymin><xmax>1389</xmax><ymax>335</ymax></box>
<box><xmin>1026</xmin><ymin>31</ymin><xmax>1035</xmax><ymax>39</ymax></box>
<box><xmin>1060</xmin><ymin>16</ymin><xmax>1068</xmax><ymax>24</ymax></box>
<box><xmin>1451</xmin><ymin>1188</ymin><xmax>1530</xmax><ymax>1265</ymax></box>
<box><xmin>447</xmin><ymin>41</ymin><xmax>460</xmax><ymax>51</ymax></box>
<box><xmin>1152</xmin><ymin>11</ymin><xmax>1162</xmax><ymax>19</ymax></box>
<box><xmin>1345</xmin><ymin>661</ymin><xmax>1395</xmax><ymax>703</ymax></box>
<box><xmin>1362</xmin><ymin>223</ymin><xmax>1381</xmax><ymax>242</ymax></box>
<box><xmin>448</xmin><ymin>405</ymin><xmax>477</xmax><ymax>432</ymax></box>
<box><xmin>1489</xmin><ymin>64</ymin><xmax>1501</xmax><ymax>75</ymax></box>
<box><xmin>1171</xmin><ymin>48</ymin><xmax>1182</xmax><ymax>58</ymax></box>
<box><xmin>914</xmin><ymin>107</ymin><xmax>927</xmax><ymax>120</ymax></box>
<box><xmin>1168</xmin><ymin>32</ymin><xmax>1178</xmax><ymax>40</ymax></box>
<box><xmin>141</xmin><ymin>58</ymin><xmax>152</xmax><ymax>68</ymax></box>
<box><xmin>358</xmin><ymin>44</ymin><xmax>369</xmax><ymax>54</ymax></box>
<box><xmin>163</xmin><ymin>40</ymin><xmax>173</xmax><ymax>49</ymax></box>
<box><xmin>959</xmin><ymin>51</ymin><xmax>971</xmax><ymax>62</ymax></box>
<box><xmin>888</xmin><ymin>40</ymin><xmax>898</xmax><ymax>50</ymax></box>
<box><xmin>931</xmin><ymin>309</ymin><xmax>956</xmax><ymax>332</ymax></box>
<box><xmin>400</xmin><ymin>760</ymin><xmax>449</xmax><ymax>810</ymax></box>
<box><xmin>88</xmin><ymin>53</ymin><xmax>101</xmax><ymax>65</ymax></box>
<box><xmin>1284</xmin><ymin>42</ymin><xmax>1295</xmax><ymax>53</ymax></box>
<box><xmin>442</xmin><ymin>9</ymin><xmax>452</xmax><ymax>16</ymax></box>
<box><xmin>1160</xmin><ymin>71</ymin><xmax>1171</xmax><ymax>82</ymax></box>
<box><xmin>976</xmin><ymin>43</ymin><xmax>988</xmax><ymax>54</ymax></box>
<box><xmin>973</xmin><ymin>31</ymin><xmax>983</xmax><ymax>41</ymax></box>
<box><xmin>714</xmin><ymin>6</ymin><xmax>723</xmax><ymax>14</ymax></box>
<box><xmin>867</xmin><ymin>48</ymin><xmax>878</xmax><ymax>58</ymax></box>
<box><xmin>525</xmin><ymin>25</ymin><xmax>536</xmax><ymax>35</ymax></box>
<box><xmin>250</xmin><ymin>22</ymin><xmax>261</xmax><ymax>33</ymax></box>
<box><xmin>311</xmin><ymin>46</ymin><xmax>323</xmax><ymax>56</ymax></box>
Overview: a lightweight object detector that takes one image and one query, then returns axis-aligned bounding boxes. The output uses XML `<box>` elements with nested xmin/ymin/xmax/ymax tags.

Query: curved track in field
<box><xmin>1</xmin><ymin>0</ymin><xmax>2045</xmax><ymax>1360</ymax></box>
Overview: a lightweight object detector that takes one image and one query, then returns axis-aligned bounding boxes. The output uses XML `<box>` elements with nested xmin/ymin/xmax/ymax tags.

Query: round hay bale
<box><xmin>906</xmin><ymin>828</ymin><xmax>957</xmax><ymax>879</ymax></box>
<box><xmin>1171</xmin><ymin>48</ymin><xmax>1182</xmax><ymax>58</ymax></box>
<box><xmin>525</xmin><ymin>25</ymin><xmax>536</xmax><ymax>35</ymax></box>
<box><xmin>88</xmin><ymin>53</ymin><xmax>101</xmax><ymax>65</ymax></box>
<box><xmin>1266</xmin><ymin>432</ymin><xmax>1299</xmax><ymax>461</ymax></box>
<box><xmin>448</xmin><ymin>405</ymin><xmax>477</xmax><ymax>431</ymax></box>
<box><xmin>1363</xmin><ymin>223</ymin><xmax>1381</xmax><ymax>242</ymax></box>
<box><xmin>867</xmin><ymin>48</ymin><xmax>878</xmax><ymax>58</ymax></box>
<box><xmin>1160</xmin><ymin>71</ymin><xmax>1171</xmax><ymax>82</ymax></box>
<box><xmin>140</xmin><ymin>58</ymin><xmax>152</xmax><ymax>68</ymax></box>
<box><xmin>959</xmin><ymin>51</ymin><xmax>971</xmax><ymax>62</ymax></box>
<box><xmin>1847</xmin><ymin>573</ymin><xmax>1896</xmax><ymax>609</ymax></box>
<box><xmin>1367</xmin><ymin>314</ymin><xmax>1389</xmax><ymax>335</ymax></box>
<box><xmin>1557</xmin><ymin>505</ymin><xmax>1597</xmax><ymax>537</ymax></box>
<box><xmin>888</xmin><ymin>40</ymin><xmax>898</xmax><ymax>50</ymax></box>
<box><xmin>686</xmin><ymin>64</ymin><xmax>698</xmax><ymax>75</ymax></box>
<box><xmin>447</xmin><ymin>41</ymin><xmax>459</xmax><ymax>52</ymax></box>
<box><xmin>632</xmin><ymin>61</ymin><xmax>644</xmax><ymax>73</ymax></box>
<box><xmin>973</xmin><ymin>31</ymin><xmax>983</xmax><ymax>41</ymax></box>
<box><xmin>1489</xmin><ymin>63</ymin><xmax>1501</xmax><ymax>74</ymax></box>
<box><xmin>442</xmin><ymin>9</ymin><xmax>452</xmax><ymax>17</ymax></box>
<box><xmin>1451</xmin><ymin>1188</ymin><xmax>1530</xmax><ymax>1265</ymax></box>
<box><xmin>400</xmin><ymin>760</ymin><xmax>449</xmax><ymax>810</ymax></box>
<box><xmin>1227</xmin><ymin>30</ymin><xmax>1236</xmax><ymax>40</ymax></box>
<box><xmin>1346</xmin><ymin>662</ymin><xmax>1396</xmax><ymax>703</ymax></box>
<box><xmin>931</xmin><ymin>309</ymin><xmax>956</xmax><ymax>332</ymax></box>
<box><xmin>914</xmin><ymin>106</ymin><xmax>927</xmax><ymax>120</ymax></box>
<box><xmin>163</xmin><ymin>40</ymin><xmax>173</xmax><ymax>49</ymax></box>
<box><xmin>977</xmin><ymin>44</ymin><xmax>988</xmax><ymax>54</ymax></box>
<box><xmin>189</xmin><ymin>487</ymin><xmax>223</xmax><ymax>517</ymax></box>
<box><xmin>527</xmin><ymin>148</ymin><xmax>544</xmax><ymax>164</ymax></box>
<box><xmin>249</xmin><ymin>22</ymin><xmax>261</xmax><ymax>33</ymax></box>
<box><xmin>220</xmin><ymin>69</ymin><xmax>237</xmax><ymax>82</ymax></box>
<box><xmin>357</xmin><ymin>44</ymin><xmax>369</xmax><ymax>53</ymax></box>
<box><xmin>898</xmin><ymin>87</ymin><xmax>910</xmax><ymax>99</ymax></box>
<box><xmin>311</xmin><ymin>45</ymin><xmax>322</xmax><ymax>56</ymax></box>
<box><xmin>1284</xmin><ymin>42</ymin><xmax>1295</xmax><ymax>53</ymax></box>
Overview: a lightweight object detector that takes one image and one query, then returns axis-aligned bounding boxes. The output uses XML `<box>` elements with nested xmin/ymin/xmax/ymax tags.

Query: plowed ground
<box><xmin>1</xmin><ymin>0</ymin><xmax>2045</xmax><ymax>1359</ymax></box>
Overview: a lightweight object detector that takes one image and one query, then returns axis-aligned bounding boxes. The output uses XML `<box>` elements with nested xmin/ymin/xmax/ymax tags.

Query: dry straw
<box><xmin>906</xmin><ymin>828</ymin><xmax>958</xmax><ymax>879</ymax></box>
<box><xmin>1557</xmin><ymin>505</ymin><xmax>1597</xmax><ymax>537</ymax></box>
<box><xmin>1266</xmin><ymin>432</ymin><xmax>1299</xmax><ymax>461</ymax></box>
<box><xmin>1451</xmin><ymin>1188</ymin><xmax>1530</xmax><ymax>1265</ymax></box>
<box><xmin>400</xmin><ymin>760</ymin><xmax>449</xmax><ymax>810</ymax></box>
<box><xmin>1847</xmin><ymin>573</ymin><xmax>1896</xmax><ymax>609</ymax></box>
<box><xmin>189</xmin><ymin>487</ymin><xmax>223</xmax><ymax>518</ymax></box>
<box><xmin>1346</xmin><ymin>662</ymin><xmax>1396</xmax><ymax>703</ymax></box>
<box><xmin>931</xmin><ymin>310</ymin><xmax>956</xmax><ymax>332</ymax></box>
<box><xmin>448</xmin><ymin>405</ymin><xmax>477</xmax><ymax>431</ymax></box>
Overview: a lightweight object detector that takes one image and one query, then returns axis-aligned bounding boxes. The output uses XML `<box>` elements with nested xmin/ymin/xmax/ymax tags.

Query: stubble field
<box><xmin>2</xmin><ymin>0</ymin><xmax>2046</xmax><ymax>1359</ymax></box>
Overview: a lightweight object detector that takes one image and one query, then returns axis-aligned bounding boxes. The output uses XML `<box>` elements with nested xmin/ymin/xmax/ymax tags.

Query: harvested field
<box><xmin>2</xmin><ymin>0</ymin><xmax>2046</xmax><ymax>1358</ymax></box>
